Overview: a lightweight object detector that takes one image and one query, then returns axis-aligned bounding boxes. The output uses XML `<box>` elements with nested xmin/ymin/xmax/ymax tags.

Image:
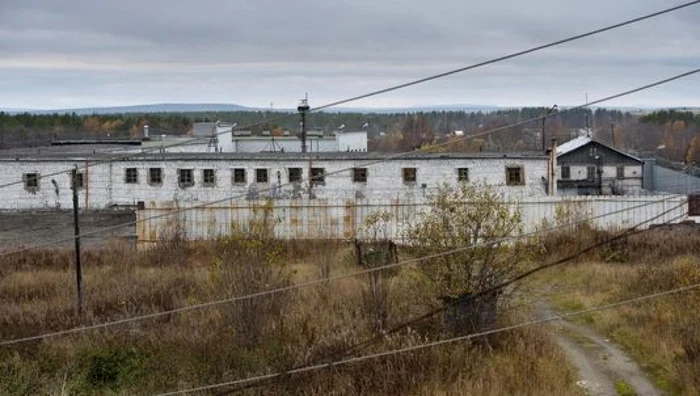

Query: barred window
<box><xmin>203</xmin><ymin>169</ymin><xmax>216</xmax><ymax>187</ymax></box>
<box><xmin>505</xmin><ymin>166</ymin><xmax>524</xmax><ymax>186</ymax></box>
<box><xmin>233</xmin><ymin>168</ymin><xmax>246</xmax><ymax>184</ymax></box>
<box><xmin>256</xmin><ymin>169</ymin><xmax>269</xmax><ymax>183</ymax></box>
<box><xmin>178</xmin><ymin>169</ymin><xmax>194</xmax><ymax>188</ymax></box>
<box><xmin>561</xmin><ymin>166</ymin><xmax>570</xmax><ymax>180</ymax></box>
<box><xmin>457</xmin><ymin>168</ymin><xmax>470</xmax><ymax>182</ymax></box>
<box><xmin>148</xmin><ymin>168</ymin><xmax>162</xmax><ymax>185</ymax></box>
<box><xmin>125</xmin><ymin>168</ymin><xmax>138</xmax><ymax>184</ymax></box>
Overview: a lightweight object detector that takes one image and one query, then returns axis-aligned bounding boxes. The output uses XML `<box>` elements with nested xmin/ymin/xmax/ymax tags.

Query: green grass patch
<box><xmin>615</xmin><ymin>380</ymin><xmax>636</xmax><ymax>396</ymax></box>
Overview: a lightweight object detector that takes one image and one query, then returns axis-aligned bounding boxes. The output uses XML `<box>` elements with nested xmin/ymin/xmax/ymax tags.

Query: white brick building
<box><xmin>0</xmin><ymin>150</ymin><xmax>549</xmax><ymax>210</ymax></box>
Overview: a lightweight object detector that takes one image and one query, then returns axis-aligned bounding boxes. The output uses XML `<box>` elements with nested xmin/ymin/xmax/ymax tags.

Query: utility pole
<box><xmin>71</xmin><ymin>167</ymin><xmax>84</xmax><ymax>317</ymax></box>
<box><xmin>297</xmin><ymin>94</ymin><xmax>310</xmax><ymax>153</ymax></box>
<box><xmin>541</xmin><ymin>105</ymin><xmax>558</xmax><ymax>151</ymax></box>
<box><xmin>611</xmin><ymin>122</ymin><xmax>617</xmax><ymax>148</ymax></box>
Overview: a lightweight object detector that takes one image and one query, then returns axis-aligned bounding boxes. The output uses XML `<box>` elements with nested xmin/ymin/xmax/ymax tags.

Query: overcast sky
<box><xmin>1</xmin><ymin>0</ymin><xmax>699</xmax><ymax>110</ymax></box>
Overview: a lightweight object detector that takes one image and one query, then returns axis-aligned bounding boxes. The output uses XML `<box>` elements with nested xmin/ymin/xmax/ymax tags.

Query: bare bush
<box><xmin>408</xmin><ymin>183</ymin><xmax>532</xmax><ymax>335</ymax></box>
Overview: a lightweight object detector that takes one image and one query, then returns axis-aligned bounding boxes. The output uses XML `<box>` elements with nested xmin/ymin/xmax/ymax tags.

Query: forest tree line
<box><xmin>1</xmin><ymin>108</ymin><xmax>699</xmax><ymax>164</ymax></box>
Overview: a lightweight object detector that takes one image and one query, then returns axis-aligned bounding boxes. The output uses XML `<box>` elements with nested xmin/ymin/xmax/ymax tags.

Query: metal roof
<box><xmin>556</xmin><ymin>136</ymin><xmax>592</xmax><ymax>156</ymax></box>
<box><xmin>556</xmin><ymin>135</ymin><xmax>642</xmax><ymax>162</ymax></box>
<box><xmin>0</xmin><ymin>149</ymin><xmax>548</xmax><ymax>162</ymax></box>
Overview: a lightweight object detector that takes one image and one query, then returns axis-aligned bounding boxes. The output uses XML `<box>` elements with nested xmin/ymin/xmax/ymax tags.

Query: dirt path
<box><xmin>535</xmin><ymin>301</ymin><xmax>661</xmax><ymax>396</ymax></box>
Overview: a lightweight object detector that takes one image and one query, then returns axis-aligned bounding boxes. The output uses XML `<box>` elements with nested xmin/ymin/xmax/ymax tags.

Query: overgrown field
<box><xmin>2</xmin><ymin>223</ymin><xmax>699</xmax><ymax>395</ymax></box>
<box><xmin>1</xmin><ymin>237</ymin><xmax>577</xmax><ymax>395</ymax></box>
<box><xmin>530</xmin><ymin>224</ymin><xmax>700</xmax><ymax>395</ymax></box>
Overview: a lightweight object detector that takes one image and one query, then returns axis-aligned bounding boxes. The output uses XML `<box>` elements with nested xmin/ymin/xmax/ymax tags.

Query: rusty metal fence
<box><xmin>136</xmin><ymin>195</ymin><xmax>690</xmax><ymax>249</ymax></box>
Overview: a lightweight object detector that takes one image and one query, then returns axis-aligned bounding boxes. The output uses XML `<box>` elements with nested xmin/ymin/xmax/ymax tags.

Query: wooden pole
<box><xmin>71</xmin><ymin>167</ymin><xmax>84</xmax><ymax>316</ymax></box>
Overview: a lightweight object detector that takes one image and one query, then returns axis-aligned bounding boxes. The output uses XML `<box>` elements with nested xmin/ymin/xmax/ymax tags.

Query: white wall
<box><xmin>0</xmin><ymin>156</ymin><xmax>548</xmax><ymax>210</ymax></box>
<box><xmin>336</xmin><ymin>132</ymin><xmax>367</xmax><ymax>152</ymax></box>
<box><xmin>136</xmin><ymin>195</ymin><xmax>689</xmax><ymax>246</ymax></box>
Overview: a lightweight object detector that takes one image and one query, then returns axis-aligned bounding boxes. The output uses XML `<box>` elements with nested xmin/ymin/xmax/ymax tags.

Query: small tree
<box><xmin>408</xmin><ymin>183</ymin><xmax>528</xmax><ymax>335</ymax></box>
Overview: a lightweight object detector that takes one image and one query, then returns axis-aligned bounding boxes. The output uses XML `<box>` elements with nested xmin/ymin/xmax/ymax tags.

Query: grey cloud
<box><xmin>0</xmin><ymin>0</ymin><xmax>699</xmax><ymax>109</ymax></box>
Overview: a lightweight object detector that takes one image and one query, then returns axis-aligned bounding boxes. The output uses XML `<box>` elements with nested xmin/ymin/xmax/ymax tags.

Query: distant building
<box><xmin>556</xmin><ymin>135</ymin><xmax>643</xmax><ymax>196</ymax></box>
<box><xmin>145</xmin><ymin>124</ymin><xmax>368</xmax><ymax>153</ymax></box>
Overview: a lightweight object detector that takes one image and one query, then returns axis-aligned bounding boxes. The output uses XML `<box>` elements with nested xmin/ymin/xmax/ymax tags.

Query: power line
<box><xmin>0</xmin><ymin>69</ymin><xmax>695</xmax><ymax>257</ymax></box>
<box><xmin>157</xmin><ymin>282</ymin><xmax>700</xmax><ymax>395</ymax></box>
<box><xmin>214</xmin><ymin>202</ymin><xmax>687</xmax><ymax>395</ymax></box>
<box><xmin>1</xmin><ymin>1</ymin><xmax>696</xmax><ymax>191</ymax></box>
<box><xmin>311</xmin><ymin>0</ymin><xmax>700</xmax><ymax>111</ymax></box>
<box><xmin>0</xmin><ymin>197</ymin><xmax>684</xmax><ymax>347</ymax></box>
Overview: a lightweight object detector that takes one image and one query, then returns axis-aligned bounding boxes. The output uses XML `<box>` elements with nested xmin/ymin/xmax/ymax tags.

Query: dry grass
<box><xmin>0</xmin><ymin>236</ymin><xmax>579</xmax><ymax>395</ymax></box>
<box><xmin>529</xmin><ymin>247</ymin><xmax>700</xmax><ymax>395</ymax></box>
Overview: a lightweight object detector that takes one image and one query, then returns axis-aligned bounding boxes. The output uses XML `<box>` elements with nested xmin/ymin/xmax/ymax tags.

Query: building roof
<box><xmin>0</xmin><ymin>148</ymin><xmax>548</xmax><ymax>162</ymax></box>
<box><xmin>556</xmin><ymin>136</ymin><xmax>592</xmax><ymax>156</ymax></box>
<box><xmin>556</xmin><ymin>135</ymin><xmax>641</xmax><ymax>162</ymax></box>
<box><xmin>191</xmin><ymin>122</ymin><xmax>216</xmax><ymax>136</ymax></box>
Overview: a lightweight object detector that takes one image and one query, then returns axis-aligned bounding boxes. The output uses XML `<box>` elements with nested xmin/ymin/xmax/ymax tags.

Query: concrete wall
<box><xmin>136</xmin><ymin>195</ymin><xmax>689</xmax><ymax>247</ymax></box>
<box><xmin>336</xmin><ymin>132</ymin><xmax>368</xmax><ymax>152</ymax></box>
<box><xmin>231</xmin><ymin>138</ymin><xmax>337</xmax><ymax>153</ymax></box>
<box><xmin>644</xmin><ymin>162</ymin><xmax>700</xmax><ymax>195</ymax></box>
<box><xmin>0</xmin><ymin>156</ymin><xmax>548</xmax><ymax>210</ymax></box>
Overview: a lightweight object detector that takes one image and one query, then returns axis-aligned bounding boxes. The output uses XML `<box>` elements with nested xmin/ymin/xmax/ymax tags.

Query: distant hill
<box><xmin>1</xmin><ymin>103</ymin><xmax>252</xmax><ymax>115</ymax></box>
<box><xmin>0</xmin><ymin>102</ymin><xmax>676</xmax><ymax>116</ymax></box>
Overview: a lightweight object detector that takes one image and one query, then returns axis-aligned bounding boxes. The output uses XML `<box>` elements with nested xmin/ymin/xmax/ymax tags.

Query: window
<box><xmin>23</xmin><ymin>173</ymin><xmax>39</xmax><ymax>191</ymax></box>
<box><xmin>457</xmin><ymin>168</ymin><xmax>470</xmax><ymax>183</ymax></box>
<box><xmin>616</xmin><ymin>166</ymin><xmax>624</xmax><ymax>179</ymax></box>
<box><xmin>203</xmin><ymin>169</ymin><xmax>216</xmax><ymax>187</ymax></box>
<box><xmin>353</xmin><ymin>168</ymin><xmax>367</xmax><ymax>183</ymax></box>
<box><xmin>148</xmin><ymin>168</ymin><xmax>162</xmax><ymax>185</ymax></box>
<box><xmin>178</xmin><ymin>169</ymin><xmax>194</xmax><ymax>188</ymax></box>
<box><xmin>505</xmin><ymin>166</ymin><xmax>524</xmax><ymax>186</ymax></box>
<box><xmin>255</xmin><ymin>169</ymin><xmax>269</xmax><ymax>183</ymax></box>
<box><xmin>311</xmin><ymin>168</ymin><xmax>325</xmax><ymax>186</ymax></box>
<box><xmin>561</xmin><ymin>166</ymin><xmax>570</xmax><ymax>180</ymax></box>
<box><xmin>73</xmin><ymin>172</ymin><xmax>85</xmax><ymax>189</ymax></box>
<box><xmin>288</xmin><ymin>168</ymin><xmax>302</xmax><ymax>183</ymax></box>
<box><xmin>125</xmin><ymin>168</ymin><xmax>138</xmax><ymax>184</ymax></box>
<box><xmin>587</xmin><ymin>166</ymin><xmax>596</xmax><ymax>181</ymax></box>
<box><xmin>233</xmin><ymin>168</ymin><xmax>246</xmax><ymax>184</ymax></box>
<box><xmin>403</xmin><ymin>167</ymin><xmax>417</xmax><ymax>183</ymax></box>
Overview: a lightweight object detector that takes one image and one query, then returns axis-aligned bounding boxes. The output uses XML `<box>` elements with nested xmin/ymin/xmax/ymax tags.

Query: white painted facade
<box><xmin>0</xmin><ymin>152</ymin><xmax>548</xmax><ymax>210</ymax></box>
<box><xmin>136</xmin><ymin>195</ymin><xmax>690</xmax><ymax>246</ymax></box>
<box><xmin>140</xmin><ymin>129</ymin><xmax>367</xmax><ymax>154</ymax></box>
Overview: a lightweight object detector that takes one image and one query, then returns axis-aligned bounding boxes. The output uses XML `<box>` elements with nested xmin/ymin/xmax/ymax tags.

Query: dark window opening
<box><xmin>458</xmin><ymin>168</ymin><xmax>470</xmax><ymax>182</ymax></box>
<box><xmin>561</xmin><ymin>166</ymin><xmax>570</xmax><ymax>180</ymax></box>
<box><xmin>288</xmin><ymin>168</ymin><xmax>302</xmax><ymax>183</ymax></box>
<box><xmin>256</xmin><ymin>169</ymin><xmax>269</xmax><ymax>183</ymax></box>
<box><xmin>24</xmin><ymin>173</ymin><xmax>40</xmax><ymax>191</ymax></box>
<box><xmin>311</xmin><ymin>168</ymin><xmax>325</xmax><ymax>186</ymax></box>
<box><xmin>203</xmin><ymin>169</ymin><xmax>216</xmax><ymax>187</ymax></box>
<box><xmin>148</xmin><ymin>168</ymin><xmax>162</xmax><ymax>185</ymax></box>
<box><xmin>353</xmin><ymin>168</ymin><xmax>367</xmax><ymax>183</ymax></box>
<box><xmin>403</xmin><ymin>168</ymin><xmax>417</xmax><ymax>183</ymax></box>
<box><xmin>125</xmin><ymin>168</ymin><xmax>138</xmax><ymax>184</ymax></box>
<box><xmin>233</xmin><ymin>168</ymin><xmax>246</xmax><ymax>184</ymax></box>
<box><xmin>616</xmin><ymin>166</ymin><xmax>624</xmax><ymax>179</ymax></box>
<box><xmin>178</xmin><ymin>169</ymin><xmax>194</xmax><ymax>188</ymax></box>
<box><xmin>505</xmin><ymin>166</ymin><xmax>524</xmax><ymax>186</ymax></box>
<box><xmin>74</xmin><ymin>172</ymin><xmax>85</xmax><ymax>189</ymax></box>
<box><xmin>587</xmin><ymin>166</ymin><xmax>596</xmax><ymax>181</ymax></box>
